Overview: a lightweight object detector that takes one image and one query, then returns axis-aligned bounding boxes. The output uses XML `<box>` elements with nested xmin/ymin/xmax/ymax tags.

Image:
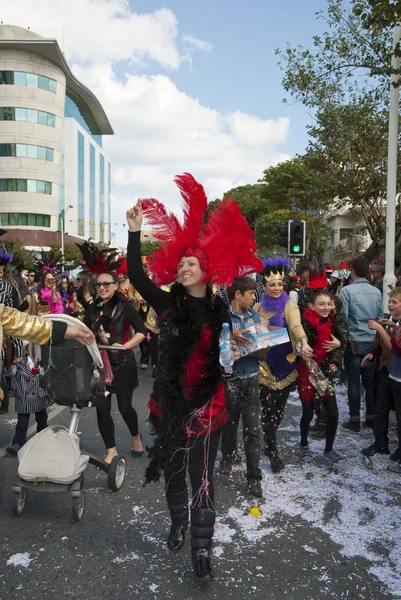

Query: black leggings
<box><xmin>164</xmin><ymin>430</ymin><xmax>221</xmax><ymax>521</ymax></box>
<box><xmin>260</xmin><ymin>385</ymin><xmax>291</xmax><ymax>452</ymax></box>
<box><xmin>300</xmin><ymin>392</ymin><xmax>339</xmax><ymax>452</ymax></box>
<box><xmin>96</xmin><ymin>388</ymin><xmax>139</xmax><ymax>449</ymax></box>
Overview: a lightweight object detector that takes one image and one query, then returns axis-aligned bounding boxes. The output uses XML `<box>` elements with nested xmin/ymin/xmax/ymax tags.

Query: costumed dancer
<box><xmin>254</xmin><ymin>258</ymin><xmax>312</xmax><ymax>473</ymax></box>
<box><xmin>79</xmin><ymin>242</ymin><xmax>147</xmax><ymax>463</ymax></box>
<box><xmin>297</xmin><ymin>273</ymin><xmax>348</xmax><ymax>463</ymax></box>
<box><xmin>116</xmin><ymin>259</ymin><xmax>136</xmax><ymax>304</ymax></box>
<box><xmin>132</xmin><ymin>256</ymin><xmax>152</xmax><ymax>370</ymax></box>
<box><xmin>30</xmin><ymin>251</ymin><xmax>63</xmax><ymax>316</ymax></box>
<box><xmin>126</xmin><ymin>173</ymin><xmax>261</xmax><ymax>579</ymax></box>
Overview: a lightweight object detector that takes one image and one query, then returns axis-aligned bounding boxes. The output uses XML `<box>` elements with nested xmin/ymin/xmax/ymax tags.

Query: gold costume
<box><xmin>0</xmin><ymin>305</ymin><xmax>53</xmax><ymax>400</ymax></box>
<box><xmin>254</xmin><ymin>299</ymin><xmax>306</xmax><ymax>390</ymax></box>
<box><xmin>0</xmin><ymin>304</ymin><xmax>53</xmax><ymax>349</ymax></box>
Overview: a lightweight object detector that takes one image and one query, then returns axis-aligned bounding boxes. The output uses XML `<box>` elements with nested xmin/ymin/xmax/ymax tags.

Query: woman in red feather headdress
<box><xmin>126</xmin><ymin>173</ymin><xmax>262</xmax><ymax>579</ymax></box>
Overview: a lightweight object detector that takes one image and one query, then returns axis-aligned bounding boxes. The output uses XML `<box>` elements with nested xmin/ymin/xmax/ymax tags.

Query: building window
<box><xmin>77</xmin><ymin>132</ymin><xmax>85</xmax><ymax>236</ymax></box>
<box><xmin>65</xmin><ymin>95</ymin><xmax>102</xmax><ymax>146</ymax></box>
<box><xmin>89</xmin><ymin>144</ymin><xmax>96</xmax><ymax>238</ymax></box>
<box><xmin>339</xmin><ymin>228</ymin><xmax>353</xmax><ymax>241</ymax></box>
<box><xmin>0</xmin><ymin>143</ymin><xmax>54</xmax><ymax>161</ymax></box>
<box><xmin>0</xmin><ymin>179</ymin><xmax>52</xmax><ymax>194</ymax></box>
<box><xmin>0</xmin><ymin>107</ymin><xmax>56</xmax><ymax>127</ymax></box>
<box><xmin>0</xmin><ymin>213</ymin><xmax>50</xmax><ymax>227</ymax></box>
<box><xmin>0</xmin><ymin>71</ymin><xmax>57</xmax><ymax>93</ymax></box>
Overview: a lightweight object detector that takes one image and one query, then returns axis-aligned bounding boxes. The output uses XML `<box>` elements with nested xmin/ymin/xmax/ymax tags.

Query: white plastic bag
<box><xmin>18</xmin><ymin>425</ymin><xmax>89</xmax><ymax>484</ymax></box>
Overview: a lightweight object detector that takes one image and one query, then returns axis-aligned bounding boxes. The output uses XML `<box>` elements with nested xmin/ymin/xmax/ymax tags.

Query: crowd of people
<box><xmin>1</xmin><ymin>173</ymin><xmax>401</xmax><ymax>580</ymax></box>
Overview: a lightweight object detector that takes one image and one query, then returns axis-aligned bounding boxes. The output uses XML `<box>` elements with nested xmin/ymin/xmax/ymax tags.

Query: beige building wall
<box><xmin>0</xmin><ymin>46</ymin><xmax>66</xmax><ymax>229</ymax></box>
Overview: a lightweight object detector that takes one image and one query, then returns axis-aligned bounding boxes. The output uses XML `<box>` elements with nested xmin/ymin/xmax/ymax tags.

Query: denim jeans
<box><xmin>222</xmin><ymin>375</ymin><xmax>261</xmax><ymax>479</ymax></box>
<box><xmin>344</xmin><ymin>341</ymin><xmax>376</xmax><ymax>421</ymax></box>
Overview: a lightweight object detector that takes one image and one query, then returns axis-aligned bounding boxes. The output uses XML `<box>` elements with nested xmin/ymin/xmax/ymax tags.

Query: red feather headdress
<box><xmin>141</xmin><ymin>173</ymin><xmax>262</xmax><ymax>286</ymax></box>
<box><xmin>309</xmin><ymin>269</ymin><xmax>328</xmax><ymax>290</ymax></box>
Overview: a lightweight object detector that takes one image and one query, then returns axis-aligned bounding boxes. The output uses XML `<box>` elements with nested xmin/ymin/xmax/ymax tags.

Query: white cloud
<box><xmin>3</xmin><ymin>1</ymin><xmax>292</xmax><ymax>246</ymax></box>
<box><xmin>182</xmin><ymin>34</ymin><xmax>213</xmax><ymax>54</ymax></box>
<box><xmin>3</xmin><ymin>0</ymin><xmax>184</xmax><ymax>69</ymax></box>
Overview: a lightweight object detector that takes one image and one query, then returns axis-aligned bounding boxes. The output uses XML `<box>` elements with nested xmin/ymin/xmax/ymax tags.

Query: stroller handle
<box><xmin>97</xmin><ymin>344</ymin><xmax>127</xmax><ymax>352</ymax></box>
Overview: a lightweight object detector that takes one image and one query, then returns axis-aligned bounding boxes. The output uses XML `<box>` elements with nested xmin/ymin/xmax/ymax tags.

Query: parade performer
<box><xmin>30</xmin><ymin>251</ymin><xmax>63</xmax><ymax>316</ymax></box>
<box><xmin>126</xmin><ymin>173</ymin><xmax>261</xmax><ymax>579</ymax></box>
<box><xmin>254</xmin><ymin>258</ymin><xmax>312</xmax><ymax>473</ymax></box>
<box><xmin>78</xmin><ymin>242</ymin><xmax>147</xmax><ymax>463</ymax></box>
<box><xmin>297</xmin><ymin>275</ymin><xmax>348</xmax><ymax>463</ymax></box>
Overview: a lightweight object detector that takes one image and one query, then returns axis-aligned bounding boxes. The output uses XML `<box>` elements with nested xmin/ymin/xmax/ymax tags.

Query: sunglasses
<box><xmin>94</xmin><ymin>281</ymin><xmax>115</xmax><ymax>289</ymax></box>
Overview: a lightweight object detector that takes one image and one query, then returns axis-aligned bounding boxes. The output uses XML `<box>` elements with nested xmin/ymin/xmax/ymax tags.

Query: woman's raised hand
<box><xmin>126</xmin><ymin>201</ymin><xmax>143</xmax><ymax>232</ymax></box>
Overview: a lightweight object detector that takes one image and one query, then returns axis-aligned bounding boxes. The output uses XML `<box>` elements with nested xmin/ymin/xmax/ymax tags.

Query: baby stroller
<box><xmin>11</xmin><ymin>315</ymin><xmax>126</xmax><ymax>521</ymax></box>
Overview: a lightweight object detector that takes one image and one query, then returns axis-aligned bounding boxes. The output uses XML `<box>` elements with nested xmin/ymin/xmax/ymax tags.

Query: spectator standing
<box><xmin>340</xmin><ymin>256</ymin><xmax>383</xmax><ymax>432</ymax></box>
<box><xmin>371</xmin><ymin>263</ymin><xmax>385</xmax><ymax>295</ymax></box>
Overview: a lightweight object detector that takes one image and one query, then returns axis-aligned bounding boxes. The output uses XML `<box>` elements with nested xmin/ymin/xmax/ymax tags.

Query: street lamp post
<box><xmin>60</xmin><ymin>204</ymin><xmax>73</xmax><ymax>271</ymax></box>
<box><xmin>383</xmin><ymin>23</ymin><xmax>401</xmax><ymax>311</ymax></box>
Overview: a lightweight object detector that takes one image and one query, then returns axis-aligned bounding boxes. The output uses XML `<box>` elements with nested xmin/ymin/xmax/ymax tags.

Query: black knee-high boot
<box><xmin>167</xmin><ymin>509</ymin><xmax>189</xmax><ymax>553</ymax></box>
<box><xmin>190</xmin><ymin>507</ymin><xmax>214</xmax><ymax>579</ymax></box>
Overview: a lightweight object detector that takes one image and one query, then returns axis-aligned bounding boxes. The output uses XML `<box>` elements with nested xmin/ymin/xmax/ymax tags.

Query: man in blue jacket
<box><xmin>220</xmin><ymin>277</ymin><xmax>263</xmax><ymax>498</ymax></box>
<box><xmin>340</xmin><ymin>255</ymin><xmax>383</xmax><ymax>432</ymax></box>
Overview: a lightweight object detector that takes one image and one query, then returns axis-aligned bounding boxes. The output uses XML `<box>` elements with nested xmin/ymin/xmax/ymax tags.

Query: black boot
<box><xmin>191</xmin><ymin>508</ymin><xmax>214</xmax><ymax>579</ymax></box>
<box><xmin>167</xmin><ymin>512</ymin><xmax>188</xmax><ymax>553</ymax></box>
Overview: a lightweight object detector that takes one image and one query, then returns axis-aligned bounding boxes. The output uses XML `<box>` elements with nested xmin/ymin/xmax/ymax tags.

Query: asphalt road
<box><xmin>0</xmin><ymin>365</ymin><xmax>400</xmax><ymax>600</ymax></box>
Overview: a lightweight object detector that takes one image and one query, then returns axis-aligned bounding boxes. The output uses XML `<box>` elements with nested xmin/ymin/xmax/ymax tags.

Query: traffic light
<box><xmin>288</xmin><ymin>219</ymin><xmax>306</xmax><ymax>256</ymax></box>
<box><xmin>279</xmin><ymin>222</ymin><xmax>289</xmax><ymax>250</ymax></box>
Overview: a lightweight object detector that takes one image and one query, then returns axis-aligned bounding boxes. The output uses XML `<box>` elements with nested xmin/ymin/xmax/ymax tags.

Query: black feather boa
<box><xmin>144</xmin><ymin>283</ymin><xmax>228</xmax><ymax>485</ymax></box>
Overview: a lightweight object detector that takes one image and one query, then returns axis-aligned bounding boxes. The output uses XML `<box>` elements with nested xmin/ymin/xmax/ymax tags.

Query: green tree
<box><xmin>141</xmin><ymin>240</ymin><xmax>161</xmax><ymax>257</ymax></box>
<box><xmin>2</xmin><ymin>238</ymin><xmax>35</xmax><ymax>271</ymax></box>
<box><xmin>50</xmin><ymin>242</ymin><xmax>84</xmax><ymax>269</ymax></box>
<box><xmin>223</xmin><ymin>184</ymin><xmax>270</xmax><ymax>229</ymax></box>
<box><xmin>276</xmin><ymin>0</ymin><xmax>401</xmax><ymax>257</ymax></box>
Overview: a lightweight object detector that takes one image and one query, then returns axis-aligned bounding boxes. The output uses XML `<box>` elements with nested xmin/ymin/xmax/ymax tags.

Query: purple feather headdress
<box><xmin>262</xmin><ymin>256</ymin><xmax>290</xmax><ymax>281</ymax></box>
<box><xmin>0</xmin><ymin>252</ymin><xmax>13</xmax><ymax>267</ymax></box>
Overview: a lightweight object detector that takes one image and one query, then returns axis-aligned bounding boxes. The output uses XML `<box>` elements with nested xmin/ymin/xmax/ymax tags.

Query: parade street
<box><xmin>0</xmin><ymin>360</ymin><xmax>399</xmax><ymax>600</ymax></box>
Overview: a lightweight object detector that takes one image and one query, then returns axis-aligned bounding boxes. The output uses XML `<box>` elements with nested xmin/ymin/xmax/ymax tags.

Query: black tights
<box><xmin>300</xmin><ymin>392</ymin><xmax>338</xmax><ymax>452</ymax></box>
<box><xmin>164</xmin><ymin>430</ymin><xmax>221</xmax><ymax>521</ymax></box>
<box><xmin>260</xmin><ymin>385</ymin><xmax>291</xmax><ymax>452</ymax></box>
<box><xmin>96</xmin><ymin>387</ymin><xmax>138</xmax><ymax>449</ymax></box>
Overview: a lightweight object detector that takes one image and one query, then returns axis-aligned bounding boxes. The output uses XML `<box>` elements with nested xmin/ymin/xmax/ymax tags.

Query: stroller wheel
<box><xmin>72</xmin><ymin>491</ymin><xmax>85</xmax><ymax>522</ymax></box>
<box><xmin>12</xmin><ymin>488</ymin><xmax>27</xmax><ymax>516</ymax></box>
<box><xmin>108</xmin><ymin>456</ymin><xmax>126</xmax><ymax>492</ymax></box>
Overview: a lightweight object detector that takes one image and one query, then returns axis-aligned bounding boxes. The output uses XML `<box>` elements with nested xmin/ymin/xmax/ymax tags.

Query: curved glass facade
<box><xmin>0</xmin><ymin>213</ymin><xmax>50</xmax><ymax>227</ymax></box>
<box><xmin>0</xmin><ymin>179</ymin><xmax>52</xmax><ymax>194</ymax></box>
<box><xmin>65</xmin><ymin>95</ymin><xmax>102</xmax><ymax>146</ymax></box>
<box><xmin>0</xmin><ymin>107</ymin><xmax>55</xmax><ymax>127</ymax></box>
<box><xmin>0</xmin><ymin>143</ymin><xmax>54</xmax><ymax>161</ymax></box>
<box><xmin>0</xmin><ymin>71</ymin><xmax>57</xmax><ymax>93</ymax></box>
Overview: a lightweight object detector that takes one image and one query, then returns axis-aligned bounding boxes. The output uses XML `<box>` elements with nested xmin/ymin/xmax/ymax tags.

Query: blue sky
<box><xmin>128</xmin><ymin>0</ymin><xmax>327</xmax><ymax>155</ymax></box>
<box><xmin>7</xmin><ymin>0</ymin><xmax>331</xmax><ymax>245</ymax></box>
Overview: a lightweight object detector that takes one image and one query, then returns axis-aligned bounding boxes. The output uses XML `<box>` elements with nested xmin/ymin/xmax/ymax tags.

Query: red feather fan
<box><xmin>141</xmin><ymin>173</ymin><xmax>262</xmax><ymax>286</ymax></box>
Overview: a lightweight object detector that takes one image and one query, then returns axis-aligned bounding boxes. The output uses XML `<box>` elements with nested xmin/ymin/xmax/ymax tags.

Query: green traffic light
<box><xmin>292</xmin><ymin>245</ymin><xmax>301</xmax><ymax>253</ymax></box>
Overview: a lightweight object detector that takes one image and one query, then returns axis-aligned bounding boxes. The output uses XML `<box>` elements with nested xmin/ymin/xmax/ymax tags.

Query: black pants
<box><xmin>260</xmin><ymin>385</ymin><xmax>291</xmax><ymax>453</ymax></box>
<box><xmin>164</xmin><ymin>429</ymin><xmax>221</xmax><ymax>522</ymax></box>
<box><xmin>0</xmin><ymin>374</ymin><xmax>9</xmax><ymax>412</ymax></box>
<box><xmin>221</xmin><ymin>376</ymin><xmax>261</xmax><ymax>479</ymax></box>
<box><xmin>13</xmin><ymin>409</ymin><xmax>48</xmax><ymax>446</ymax></box>
<box><xmin>139</xmin><ymin>339</ymin><xmax>150</xmax><ymax>366</ymax></box>
<box><xmin>374</xmin><ymin>369</ymin><xmax>395</xmax><ymax>448</ymax></box>
<box><xmin>96</xmin><ymin>388</ymin><xmax>139</xmax><ymax>449</ymax></box>
<box><xmin>300</xmin><ymin>392</ymin><xmax>339</xmax><ymax>452</ymax></box>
